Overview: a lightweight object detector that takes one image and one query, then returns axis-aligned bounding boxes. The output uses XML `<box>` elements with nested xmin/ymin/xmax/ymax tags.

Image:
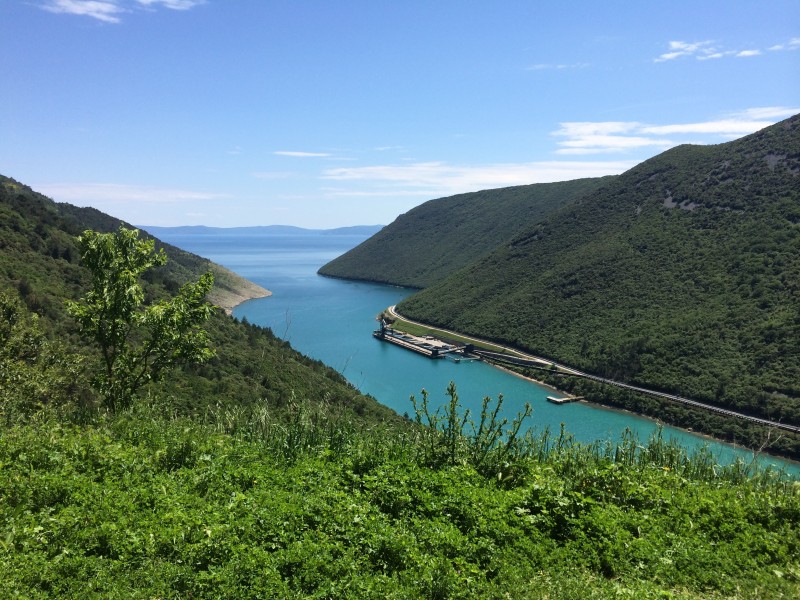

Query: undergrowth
<box><xmin>1</xmin><ymin>385</ymin><xmax>798</xmax><ymax>598</ymax></box>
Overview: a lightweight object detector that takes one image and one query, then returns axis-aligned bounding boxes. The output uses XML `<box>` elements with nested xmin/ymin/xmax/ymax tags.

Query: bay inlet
<box><xmin>152</xmin><ymin>229</ymin><xmax>799</xmax><ymax>475</ymax></box>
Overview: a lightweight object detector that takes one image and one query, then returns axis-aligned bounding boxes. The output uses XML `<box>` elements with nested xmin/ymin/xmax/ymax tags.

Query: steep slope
<box><xmin>0</xmin><ymin>175</ymin><xmax>397</xmax><ymax>422</ymax></box>
<box><xmin>399</xmin><ymin>116</ymin><xmax>800</xmax><ymax>426</ymax></box>
<box><xmin>319</xmin><ymin>177</ymin><xmax>613</xmax><ymax>288</ymax></box>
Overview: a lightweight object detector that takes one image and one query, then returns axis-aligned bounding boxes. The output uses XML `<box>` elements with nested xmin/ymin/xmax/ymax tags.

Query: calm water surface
<box><xmin>158</xmin><ymin>231</ymin><xmax>798</xmax><ymax>475</ymax></box>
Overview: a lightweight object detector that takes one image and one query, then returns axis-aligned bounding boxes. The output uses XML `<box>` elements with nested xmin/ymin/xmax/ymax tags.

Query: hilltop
<box><xmin>319</xmin><ymin>177</ymin><xmax>613</xmax><ymax>288</ymax></box>
<box><xmin>395</xmin><ymin>116</ymin><xmax>800</xmax><ymax>450</ymax></box>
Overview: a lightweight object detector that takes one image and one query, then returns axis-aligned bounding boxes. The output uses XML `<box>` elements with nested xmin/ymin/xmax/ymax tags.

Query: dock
<box><xmin>373</xmin><ymin>327</ymin><xmax>464</xmax><ymax>359</ymax></box>
<box><xmin>546</xmin><ymin>395</ymin><xmax>582</xmax><ymax>404</ymax></box>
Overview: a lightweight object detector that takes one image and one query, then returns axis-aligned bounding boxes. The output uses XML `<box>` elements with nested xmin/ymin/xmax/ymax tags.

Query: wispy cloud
<box><xmin>136</xmin><ymin>0</ymin><xmax>205</xmax><ymax>10</ymax></box>
<box><xmin>526</xmin><ymin>63</ymin><xmax>590</xmax><ymax>71</ymax></box>
<box><xmin>656</xmin><ymin>39</ymin><xmax>782</xmax><ymax>62</ymax></box>
<box><xmin>769</xmin><ymin>37</ymin><xmax>800</xmax><ymax>51</ymax></box>
<box><xmin>322</xmin><ymin>160</ymin><xmax>635</xmax><ymax>198</ymax></box>
<box><xmin>552</xmin><ymin>122</ymin><xmax>674</xmax><ymax>155</ymax></box>
<box><xmin>274</xmin><ymin>151</ymin><xmax>332</xmax><ymax>158</ymax></box>
<box><xmin>41</xmin><ymin>0</ymin><xmax>127</xmax><ymax>23</ymax></box>
<box><xmin>34</xmin><ymin>182</ymin><xmax>228</xmax><ymax>204</ymax></box>
<box><xmin>39</xmin><ymin>0</ymin><xmax>204</xmax><ymax>23</ymax></box>
<box><xmin>320</xmin><ymin>107</ymin><xmax>798</xmax><ymax>198</ymax></box>
<box><xmin>655</xmin><ymin>40</ymin><xmax>715</xmax><ymax>62</ymax></box>
<box><xmin>552</xmin><ymin>107</ymin><xmax>799</xmax><ymax>155</ymax></box>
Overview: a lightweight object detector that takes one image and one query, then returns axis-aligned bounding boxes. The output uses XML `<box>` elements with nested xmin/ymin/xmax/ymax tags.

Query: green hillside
<box><xmin>319</xmin><ymin>177</ymin><xmax>613</xmax><ymax>288</ymax></box>
<box><xmin>0</xmin><ymin>174</ymin><xmax>394</xmax><ymax>422</ymax></box>
<box><xmin>399</xmin><ymin>116</ymin><xmax>800</xmax><ymax>435</ymax></box>
<box><xmin>1</xmin><ymin>177</ymin><xmax>270</xmax><ymax>316</ymax></box>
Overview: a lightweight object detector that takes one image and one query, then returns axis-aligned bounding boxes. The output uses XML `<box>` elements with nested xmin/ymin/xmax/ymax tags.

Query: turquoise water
<box><xmin>156</xmin><ymin>230</ymin><xmax>798</xmax><ymax>475</ymax></box>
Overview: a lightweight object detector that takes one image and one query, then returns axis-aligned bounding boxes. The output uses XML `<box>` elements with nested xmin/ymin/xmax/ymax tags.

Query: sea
<box><xmin>150</xmin><ymin>228</ymin><xmax>799</xmax><ymax>475</ymax></box>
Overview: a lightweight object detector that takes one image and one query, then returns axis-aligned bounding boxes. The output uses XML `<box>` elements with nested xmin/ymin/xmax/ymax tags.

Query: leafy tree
<box><xmin>0</xmin><ymin>293</ymin><xmax>82</xmax><ymax>421</ymax></box>
<box><xmin>67</xmin><ymin>227</ymin><xmax>216</xmax><ymax>411</ymax></box>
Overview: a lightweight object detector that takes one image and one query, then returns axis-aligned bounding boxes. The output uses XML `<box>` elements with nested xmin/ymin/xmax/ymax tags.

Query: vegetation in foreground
<box><xmin>1</xmin><ymin>388</ymin><xmax>799</xmax><ymax>599</ymax></box>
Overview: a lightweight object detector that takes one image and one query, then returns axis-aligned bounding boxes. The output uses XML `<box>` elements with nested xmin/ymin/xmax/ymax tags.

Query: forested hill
<box><xmin>0</xmin><ymin>176</ymin><xmax>270</xmax><ymax>314</ymax></box>
<box><xmin>318</xmin><ymin>177</ymin><xmax>613</xmax><ymax>288</ymax></box>
<box><xmin>0</xmin><ymin>174</ymin><xmax>396</xmax><ymax>421</ymax></box>
<box><xmin>399</xmin><ymin>115</ymin><xmax>800</xmax><ymax>428</ymax></box>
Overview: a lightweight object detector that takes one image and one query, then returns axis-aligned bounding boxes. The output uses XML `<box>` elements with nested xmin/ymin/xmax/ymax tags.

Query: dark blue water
<box><xmin>156</xmin><ymin>230</ymin><xmax>799</xmax><ymax>475</ymax></box>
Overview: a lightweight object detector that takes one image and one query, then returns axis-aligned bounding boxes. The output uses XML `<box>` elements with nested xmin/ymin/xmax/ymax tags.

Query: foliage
<box><xmin>0</xmin><ymin>293</ymin><xmax>83</xmax><ymax>423</ymax></box>
<box><xmin>0</xmin><ymin>391</ymin><xmax>798</xmax><ymax>599</ymax></box>
<box><xmin>67</xmin><ymin>228</ymin><xmax>216</xmax><ymax>411</ymax></box>
<box><xmin>411</xmin><ymin>381</ymin><xmax>532</xmax><ymax>479</ymax></box>
<box><xmin>319</xmin><ymin>176</ymin><xmax>613</xmax><ymax>288</ymax></box>
<box><xmin>395</xmin><ymin>115</ymin><xmax>800</xmax><ymax>434</ymax></box>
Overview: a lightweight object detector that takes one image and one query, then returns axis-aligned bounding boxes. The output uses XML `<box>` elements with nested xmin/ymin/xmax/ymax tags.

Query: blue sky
<box><xmin>2</xmin><ymin>1</ymin><xmax>798</xmax><ymax>228</ymax></box>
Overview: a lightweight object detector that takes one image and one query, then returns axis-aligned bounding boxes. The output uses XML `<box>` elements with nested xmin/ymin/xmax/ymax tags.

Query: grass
<box><xmin>1</xmin><ymin>387</ymin><xmax>798</xmax><ymax>599</ymax></box>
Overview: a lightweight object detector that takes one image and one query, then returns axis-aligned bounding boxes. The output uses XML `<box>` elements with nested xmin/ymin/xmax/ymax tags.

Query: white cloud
<box><xmin>552</xmin><ymin>122</ymin><xmax>674</xmax><ymax>155</ymax></box>
<box><xmin>34</xmin><ymin>182</ymin><xmax>229</xmax><ymax>204</ymax></box>
<box><xmin>526</xmin><ymin>63</ymin><xmax>590</xmax><ymax>71</ymax></box>
<box><xmin>322</xmin><ymin>160</ymin><xmax>635</xmax><ymax>198</ymax></box>
<box><xmin>41</xmin><ymin>0</ymin><xmax>127</xmax><ymax>23</ymax></box>
<box><xmin>274</xmin><ymin>151</ymin><xmax>332</xmax><ymax>158</ymax></box>
<box><xmin>656</xmin><ymin>40</ymin><xmax>775</xmax><ymax>62</ymax></box>
<box><xmin>39</xmin><ymin>0</ymin><xmax>204</xmax><ymax>22</ymax></box>
<box><xmin>316</xmin><ymin>107</ymin><xmax>798</xmax><ymax>200</ymax></box>
<box><xmin>641</xmin><ymin>107</ymin><xmax>799</xmax><ymax>137</ymax></box>
<box><xmin>655</xmin><ymin>40</ymin><xmax>715</xmax><ymax>62</ymax></box>
<box><xmin>769</xmin><ymin>37</ymin><xmax>800</xmax><ymax>51</ymax></box>
<box><xmin>735</xmin><ymin>106</ymin><xmax>800</xmax><ymax>120</ymax></box>
<box><xmin>551</xmin><ymin>107</ymin><xmax>798</xmax><ymax>155</ymax></box>
<box><xmin>697</xmin><ymin>51</ymin><xmax>736</xmax><ymax>61</ymax></box>
<box><xmin>136</xmin><ymin>0</ymin><xmax>205</xmax><ymax>9</ymax></box>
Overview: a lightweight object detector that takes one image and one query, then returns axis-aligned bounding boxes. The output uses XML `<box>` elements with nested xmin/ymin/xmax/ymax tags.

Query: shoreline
<box><xmin>385</xmin><ymin>305</ymin><xmax>800</xmax><ymax>467</ymax></box>
<box><xmin>481</xmin><ymin>357</ymin><xmax>800</xmax><ymax>469</ymax></box>
<box><xmin>208</xmin><ymin>264</ymin><xmax>272</xmax><ymax>315</ymax></box>
<box><xmin>221</xmin><ymin>288</ymin><xmax>272</xmax><ymax>315</ymax></box>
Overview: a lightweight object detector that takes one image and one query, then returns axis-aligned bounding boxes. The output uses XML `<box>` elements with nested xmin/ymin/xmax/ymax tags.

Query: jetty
<box><xmin>373</xmin><ymin>321</ymin><xmax>464</xmax><ymax>359</ymax></box>
<box><xmin>546</xmin><ymin>395</ymin><xmax>582</xmax><ymax>405</ymax></box>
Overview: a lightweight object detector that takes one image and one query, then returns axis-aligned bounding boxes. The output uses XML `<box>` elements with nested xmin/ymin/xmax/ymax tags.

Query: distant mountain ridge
<box><xmin>141</xmin><ymin>224</ymin><xmax>384</xmax><ymax>237</ymax></box>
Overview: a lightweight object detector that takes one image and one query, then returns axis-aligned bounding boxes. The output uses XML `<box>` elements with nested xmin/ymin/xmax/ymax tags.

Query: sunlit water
<box><xmin>154</xmin><ymin>230</ymin><xmax>799</xmax><ymax>475</ymax></box>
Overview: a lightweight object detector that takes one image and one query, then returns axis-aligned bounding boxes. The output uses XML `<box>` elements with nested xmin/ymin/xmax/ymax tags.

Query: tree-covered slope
<box><xmin>399</xmin><ymin>115</ymin><xmax>800</xmax><ymax>426</ymax></box>
<box><xmin>319</xmin><ymin>177</ymin><xmax>613</xmax><ymax>288</ymax></box>
<box><xmin>0</xmin><ymin>174</ymin><xmax>396</xmax><ymax>423</ymax></box>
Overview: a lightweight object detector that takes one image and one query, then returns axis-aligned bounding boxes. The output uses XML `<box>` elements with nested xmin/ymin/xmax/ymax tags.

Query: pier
<box><xmin>546</xmin><ymin>395</ymin><xmax>582</xmax><ymax>404</ymax></box>
<box><xmin>373</xmin><ymin>322</ymin><xmax>465</xmax><ymax>359</ymax></box>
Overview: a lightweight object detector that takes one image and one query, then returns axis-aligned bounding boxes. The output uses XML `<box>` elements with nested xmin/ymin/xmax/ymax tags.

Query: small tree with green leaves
<box><xmin>67</xmin><ymin>227</ymin><xmax>216</xmax><ymax>411</ymax></box>
<box><xmin>0</xmin><ymin>293</ymin><xmax>82</xmax><ymax>422</ymax></box>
